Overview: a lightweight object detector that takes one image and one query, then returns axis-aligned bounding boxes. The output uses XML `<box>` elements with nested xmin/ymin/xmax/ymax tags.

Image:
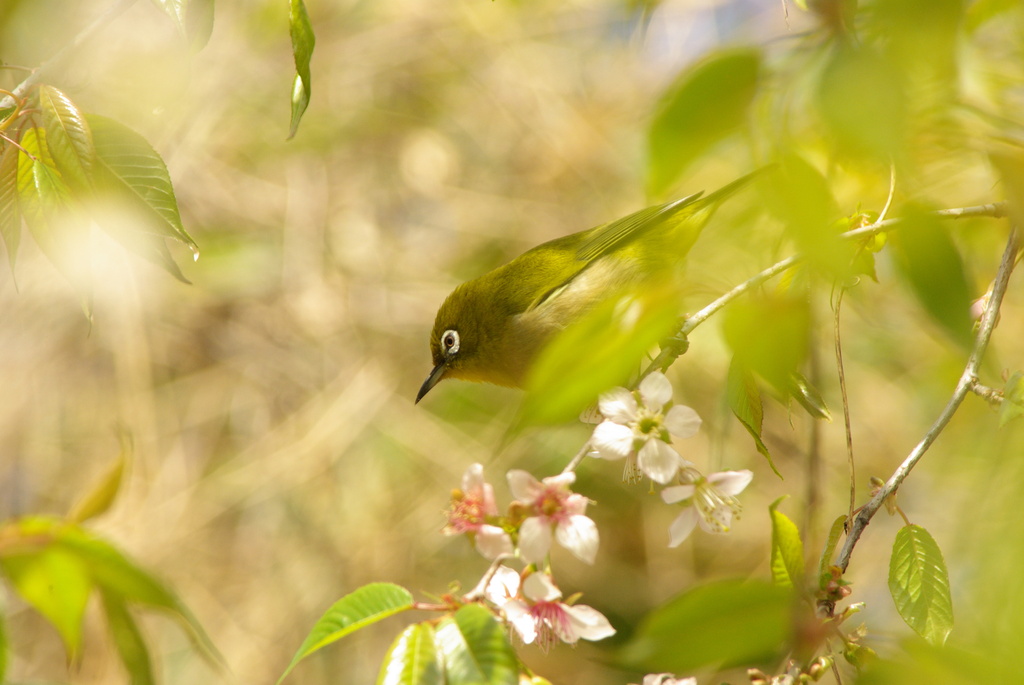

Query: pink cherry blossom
<box><xmin>507</xmin><ymin>470</ymin><xmax>598</xmax><ymax>564</ymax></box>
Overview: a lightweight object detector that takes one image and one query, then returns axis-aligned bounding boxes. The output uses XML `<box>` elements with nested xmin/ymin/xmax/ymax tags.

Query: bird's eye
<box><xmin>441</xmin><ymin>329</ymin><xmax>460</xmax><ymax>355</ymax></box>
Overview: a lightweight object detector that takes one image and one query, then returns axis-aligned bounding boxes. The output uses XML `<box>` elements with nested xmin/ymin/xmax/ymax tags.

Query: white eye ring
<box><xmin>441</xmin><ymin>329</ymin><xmax>460</xmax><ymax>355</ymax></box>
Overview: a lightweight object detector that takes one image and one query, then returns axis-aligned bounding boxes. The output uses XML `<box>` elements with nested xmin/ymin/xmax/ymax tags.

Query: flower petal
<box><xmin>480</xmin><ymin>482</ymin><xmax>499</xmax><ymax>516</ymax></box>
<box><xmin>708</xmin><ymin>469</ymin><xmax>753</xmax><ymax>496</ymax></box>
<box><xmin>461</xmin><ymin>463</ymin><xmax>484</xmax><ymax>492</ymax></box>
<box><xmin>562</xmin><ymin>492</ymin><xmax>589</xmax><ymax>517</ymax></box>
<box><xmin>637</xmin><ymin>439</ymin><xmax>682</xmax><ymax>484</ymax></box>
<box><xmin>661</xmin><ymin>484</ymin><xmax>694</xmax><ymax>504</ymax></box>
<box><xmin>698</xmin><ymin>503</ymin><xmax>733</xmax><ymax>534</ymax></box>
<box><xmin>668</xmin><ymin>508</ymin><xmax>698</xmax><ymax>547</ymax></box>
<box><xmin>475</xmin><ymin>525</ymin><xmax>514</xmax><ymax>560</ymax></box>
<box><xmin>484</xmin><ymin>565</ymin><xmax>521</xmax><ymax>605</ymax></box>
<box><xmin>507</xmin><ymin>469</ymin><xmax>541</xmax><ymax>501</ymax></box>
<box><xmin>591</xmin><ymin>421</ymin><xmax>635</xmax><ymax>460</ymax></box>
<box><xmin>563</xmin><ymin>603</ymin><xmax>616</xmax><ymax>642</ymax></box>
<box><xmin>540</xmin><ymin>471</ymin><xmax>576</xmax><ymax>491</ymax></box>
<box><xmin>503</xmin><ymin>599</ymin><xmax>538</xmax><ymax>644</ymax></box>
<box><xmin>555</xmin><ymin>515</ymin><xmax>599</xmax><ymax>564</ymax></box>
<box><xmin>639</xmin><ymin>372</ymin><xmax>673</xmax><ymax>409</ymax></box>
<box><xmin>598</xmin><ymin>387</ymin><xmax>637</xmax><ymax>424</ymax></box>
<box><xmin>522</xmin><ymin>572</ymin><xmax>562</xmax><ymax>602</ymax></box>
<box><xmin>664</xmin><ymin>404</ymin><xmax>702</xmax><ymax>439</ymax></box>
<box><xmin>518</xmin><ymin>516</ymin><xmax>553</xmax><ymax>565</ymax></box>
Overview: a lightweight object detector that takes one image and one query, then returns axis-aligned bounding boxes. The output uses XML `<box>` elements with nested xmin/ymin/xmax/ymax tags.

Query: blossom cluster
<box><xmin>443</xmin><ymin>462</ymin><xmax>610</xmax><ymax>650</ymax></box>
<box><xmin>590</xmin><ymin>372</ymin><xmax>752</xmax><ymax>547</ymax></box>
<box><xmin>441</xmin><ymin>371</ymin><xmax>753</xmax><ymax>656</ymax></box>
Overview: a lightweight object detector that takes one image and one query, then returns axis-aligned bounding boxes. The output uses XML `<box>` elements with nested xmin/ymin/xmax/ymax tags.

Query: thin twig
<box><xmin>0</xmin><ymin>0</ymin><xmax>139</xmax><ymax>110</ymax></box>
<box><xmin>833</xmin><ymin>287</ymin><xmax>856</xmax><ymax>532</ymax></box>
<box><xmin>836</xmin><ymin>226</ymin><xmax>1020</xmax><ymax>572</ymax></box>
<box><xmin>971</xmin><ymin>383</ymin><xmax>1004</xmax><ymax>406</ymax></box>
<box><xmin>562</xmin><ymin>440</ymin><xmax>592</xmax><ymax>473</ymax></box>
<box><xmin>638</xmin><ymin>202</ymin><xmax>1008</xmax><ymax>381</ymax></box>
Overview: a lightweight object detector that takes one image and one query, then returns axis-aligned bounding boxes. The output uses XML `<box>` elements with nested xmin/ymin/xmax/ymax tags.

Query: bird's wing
<box><xmin>573</xmin><ymin>191</ymin><xmax>704</xmax><ymax>263</ymax></box>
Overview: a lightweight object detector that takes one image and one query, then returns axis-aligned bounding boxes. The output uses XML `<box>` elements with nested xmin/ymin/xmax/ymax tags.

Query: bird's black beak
<box><xmin>416</xmin><ymin>362</ymin><xmax>447</xmax><ymax>403</ymax></box>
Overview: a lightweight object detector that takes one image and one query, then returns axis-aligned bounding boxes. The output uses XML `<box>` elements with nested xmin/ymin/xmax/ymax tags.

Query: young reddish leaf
<box><xmin>37</xmin><ymin>85</ymin><xmax>95</xmax><ymax>190</ymax></box>
<box><xmin>378</xmin><ymin>623</ymin><xmax>443</xmax><ymax>685</ymax></box>
<box><xmin>288</xmin><ymin>0</ymin><xmax>316</xmax><ymax>139</ymax></box>
<box><xmin>278</xmin><ymin>582</ymin><xmax>415</xmax><ymax>683</ymax></box>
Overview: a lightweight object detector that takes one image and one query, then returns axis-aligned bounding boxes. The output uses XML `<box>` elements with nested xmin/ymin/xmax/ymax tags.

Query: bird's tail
<box><xmin>663</xmin><ymin>165</ymin><xmax>771</xmax><ymax>254</ymax></box>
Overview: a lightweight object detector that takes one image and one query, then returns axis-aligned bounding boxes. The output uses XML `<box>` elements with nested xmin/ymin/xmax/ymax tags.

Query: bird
<box><xmin>416</xmin><ymin>169</ymin><xmax>764</xmax><ymax>402</ymax></box>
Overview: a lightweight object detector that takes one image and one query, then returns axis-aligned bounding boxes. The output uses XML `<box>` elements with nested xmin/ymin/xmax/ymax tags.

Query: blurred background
<box><xmin>1</xmin><ymin>0</ymin><xmax>1023</xmax><ymax>683</ymax></box>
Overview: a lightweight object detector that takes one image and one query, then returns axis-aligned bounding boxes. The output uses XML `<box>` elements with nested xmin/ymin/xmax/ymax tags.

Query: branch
<box><xmin>639</xmin><ymin>202</ymin><xmax>1009</xmax><ymax>380</ymax></box>
<box><xmin>0</xmin><ymin>0</ymin><xmax>138</xmax><ymax>110</ymax></box>
<box><xmin>836</xmin><ymin>225</ymin><xmax>1020</xmax><ymax>572</ymax></box>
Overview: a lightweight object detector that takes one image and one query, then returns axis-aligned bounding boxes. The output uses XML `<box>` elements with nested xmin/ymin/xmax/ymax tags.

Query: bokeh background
<box><xmin>2</xmin><ymin>0</ymin><xmax>1023</xmax><ymax>683</ymax></box>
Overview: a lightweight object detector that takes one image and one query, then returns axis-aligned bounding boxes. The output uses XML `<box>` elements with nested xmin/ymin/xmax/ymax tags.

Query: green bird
<box><xmin>417</xmin><ymin>169</ymin><xmax>763</xmax><ymax>402</ymax></box>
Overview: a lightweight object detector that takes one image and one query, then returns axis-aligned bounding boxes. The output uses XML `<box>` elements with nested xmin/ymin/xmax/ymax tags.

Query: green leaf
<box><xmin>618</xmin><ymin>579</ymin><xmax>792</xmax><ymax>673</ymax></box>
<box><xmin>150</xmin><ymin>0</ymin><xmax>187</xmax><ymax>33</ymax></box>
<box><xmin>769</xmin><ymin>497</ymin><xmax>804</xmax><ymax>588</ymax></box>
<box><xmin>761</xmin><ymin>154</ymin><xmax>848</xmax><ymax>279</ymax></box>
<box><xmin>815</xmin><ymin>44</ymin><xmax>907</xmax><ymax>161</ymax></box>
<box><xmin>53</xmin><ymin>525</ymin><xmax>222</xmax><ymax>667</ymax></box>
<box><xmin>0</xmin><ymin>142</ymin><xmax>21</xmax><ymax>271</ymax></box>
<box><xmin>889</xmin><ymin>524</ymin><xmax>954</xmax><ymax>646</ymax></box>
<box><xmin>288</xmin><ymin>0</ymin><xmax>316</xmax><ymax>139</ymax></box>
<box><xmin>86</xmin><ymin>114</ymin><xmax>195</xmax><ymax>251</ymax></box>
<box><xmin>37</xmin><ymin>85</ymin><xmax>95</xmax><ymax>190</ymax></box>
<box><xmin>17</xmin><ymin>126</ymin><xmax>92</xmax><ymax>309</ymax></box>
<box><xmin>0</xmin><ymin>545</ymin><xmax>92</xmax><ymax>658</ymax></box>
<box><xmin>818</xmin><ymin>515</ymin><xmax>847</xmax><ymax>581</ymax></box>
<box><xmin>999</xmin><ymin>371</ymin><xmax>1024</xmax><ymax>428</ymax></box>
<box><xmin>186</xmin><ymin>0</ymin><xmax>215</xmax><ymax>50</ymax></box>
<box><xmin>279</xmin><ymin>582</ymin><xmax>415</xmax><ymax>683</ymax></box>
<box><xmin>726</xmin><ymin>358</ymin><xmax>779</xmax><ymax>477</ymax></box>
<box><xmin>149</xmin><ymin>0</ymin><xmax>214</xmax><ymax>48</ymax></box>
<box><xmin>522</xmin><ymin>286</ymin><xmax>682</xmax><ymax>425</ymax></box>
<box><xmin>647</xmin><ymin>49</ymin><xmax>761</xmax><ymax>197</ymax></box>
<box><xmin>890</xmin><ymin>209</ymin><xmax>973</xmax><ymax>350</ymax></box>
<box><xmin>787</xmin><ymin>371</ymin><xmax>831</xmax><ymax>421</ymax></box>
<box><xmin>0</xmin><ymin>608</ymin><xmax>7</xmax><ymax>683</ymax></box>
<box><xmin>0</xmin><ymin>517</ymin><xmax>221</xmax><ymax>669</ymax></box>
<box><xmin>435</xmin><ymin>605</ymin><xmax>518</xmax><ymax>685</ymax></box>
<box><xmin>377</xmin><ymin>623</ymin><xmax>443</xmax><ymax>685</ymax></box>
<box><xmin>966</xmin><ymin>0</ymin><xmax>1019</xmax><ymax>31</ymax></box>
<box><xmin>100</xmin><ymin>588</ymin><xmax>155</xmax><ymax>685</ymax></box>
<box><xmin>68</xmin><ymin>434</ymin><xmax>130</xmax><ymax>523</ymax></box>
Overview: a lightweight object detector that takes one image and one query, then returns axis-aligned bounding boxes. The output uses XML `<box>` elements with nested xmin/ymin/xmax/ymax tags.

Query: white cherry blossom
<box><xmin>661</xmin><ymin>469</ymin><xmax>753</xmax><ymax>547</ymax></box>
<box><xmin>591</xmin><ymin>372</ymin><xmax>702</xmax><ymax>484</ymax></box>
